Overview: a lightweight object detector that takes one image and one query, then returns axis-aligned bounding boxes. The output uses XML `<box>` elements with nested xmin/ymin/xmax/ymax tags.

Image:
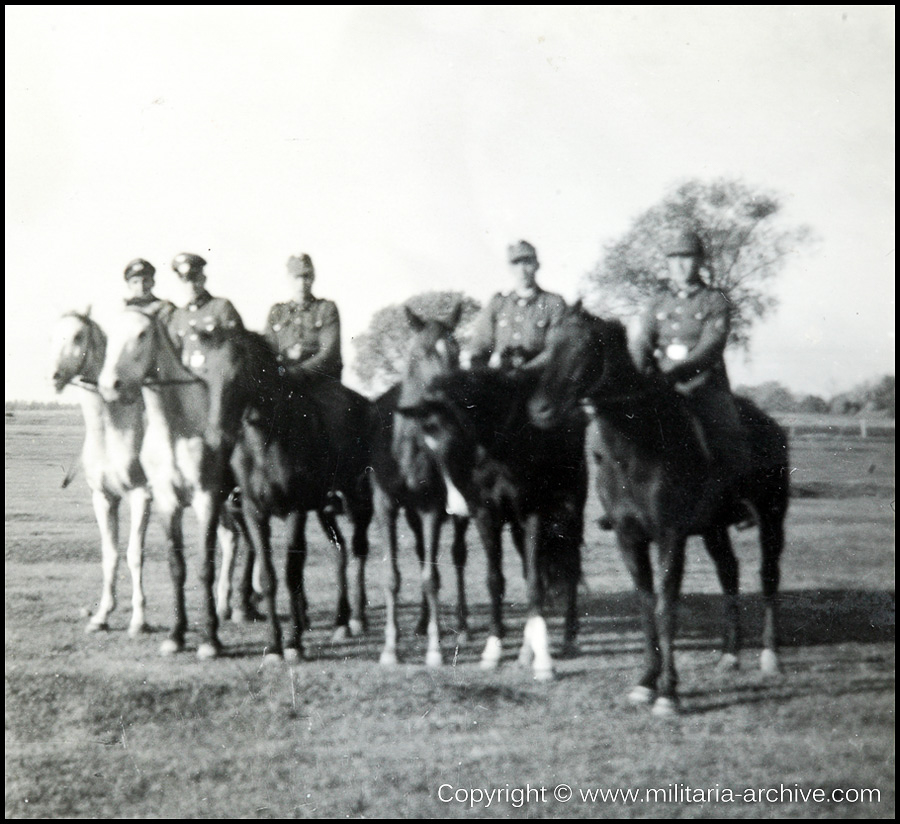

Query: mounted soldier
<box><xmin>629</xmin><ymin>227</ymin><xmax>756</xmax><ymax>526</ymax></box>
<box><xmin>123</xmin><ymin>258</ymin><xmax>175</xmax><ymax>321</ymax></box>
<box><xmin>264</xmin><ymin>254</ymin><xmax>343</xmax><ymax>381</ymax></box>
<box><xmin>467</xmin><ymin>240</ymin><xmax>568</xmax><ymax>373</ymax></box>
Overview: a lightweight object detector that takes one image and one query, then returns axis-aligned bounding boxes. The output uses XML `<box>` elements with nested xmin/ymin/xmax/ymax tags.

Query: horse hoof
<box><xmin>517</xmin><ymin>646</ymin><xmax>535</xmax><ymax>668</ymax></box>
<box><xmin>425</xmin><ymin>650</ymin><xmax>443</xmax><ymax>668</ymax></box>
<box><xmin>627</xmin><ymin>685</ymin><xmax>656</xmax><ymax>706</ymax></box>
<box><xmin>717</xmin><ymin>652</ymin><xmax>740</xmax><ymax>672</ymax></box>
<box><xmin>217</xmin><ymin>607</ymin><xmax>233</xmax><ymax>622</ymax></box>
<box><xmin>760</xmin><ymin>649</ymin><xmax>781</xmax><ymax>676</ymax></box>
<box><xmin>283</xmin><ymin>647</ymin><xmax>304</xmax><ymax>664</ymax></box>
<box><xmin>533</xmin><ymin>666</ymin><xmax>555</xmax><ymax>682</ymax></box>
<box><xmin>128</xmin><ymin>622</ymin><xmax>152</xmax><ymax>638</ymax></box>
<box><xmin>197</xmin><ymin>642</ymin><xmax>221</xmax><ymax>661</ymax></box>
<box><xmin>651</xmin><ymin>696</ymin><xmax>680</xmax><ymax>717</ymax></box>
<box><xmin>480</xmin><ymin>636</ymin><xmax>503</xmax><ymax>670</ymax></box>
<box><xmin>348</xmin><ymin>619</ymin><xmax>366</xmax><ymax>637</ymax></box>
<box><xmin>262</xmin><ymin>652</ymin><xmax>283</xmax><ymax>667</ymax></box>
<box><xmin>85</xmin><ymin>620</ymin><xmax>110</xmax><ymax>634</ymax></box>
<box><xmin>379</xmin><ymin>650</ymin><xmax>399</xmax><ymax>667</ymax></box>
<box><xmin>332</xmin><ymin>626</ymin><xmax>350</xmax><ymax>642</ymax></box>
<box><xmin>159</xmin><ymin>638</ymin><xmax>184</xmax><ymax>656</ymax></box>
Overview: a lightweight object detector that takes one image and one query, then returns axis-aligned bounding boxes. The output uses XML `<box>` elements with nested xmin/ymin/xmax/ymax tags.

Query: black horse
<box><xmin>229</xmin><ymin>332</ymin><xmax>375</xmax><ymax>662</ymax></box>
<box><xmin>529</xmin><ymin>303</ymin><xmax>789</xmax><ymax>714</ymax></box>
<box><xmin>401</xmin><ymin>365</ymin><xmax>587</xmax><ymax>680</ymax></box>
<box><xmin>370</xmin><ymin>307</ymin><xmax>469</xmax><ymax>667</ymax></box>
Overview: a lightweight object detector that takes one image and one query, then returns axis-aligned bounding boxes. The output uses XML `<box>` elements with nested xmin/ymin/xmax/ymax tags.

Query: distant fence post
<box><xmin>860</xmin><ymin>419</ymin><xmax>867</xmax><ymax>438</ymax></box>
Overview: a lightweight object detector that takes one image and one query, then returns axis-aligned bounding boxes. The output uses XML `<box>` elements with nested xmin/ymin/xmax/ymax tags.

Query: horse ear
<box><xmin>405</xmin><ymin>306</ymin><xmax>426</xmax><ymax>331</ymax></box>
<box><xmin>84</xmin><ymin>304</ymin><xmax>93</xmax><ymax>318</ymax></box>
<box><xmin>572</xmin><ymin>297</ymin><xmax>583</xmax><ymax>313</ymax></box>
<box><xmin>447</xmin><ymin>301</ymin><xmax>463</xmax><ymax>330</ymax></box>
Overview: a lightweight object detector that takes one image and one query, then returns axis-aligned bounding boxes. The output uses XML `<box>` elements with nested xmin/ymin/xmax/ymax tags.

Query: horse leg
<box><xmin>347</xmin><ymin>482</ymin><xmax>373</xmax><ymax>636</ymax></box>
<box><xmin>702</xmin><ymin>525</ymin><xmax>741</xmax><ymax>670</ymax></box>
<box><xmin>616</xmin><ymin>529</ymin><xmax>660</xmax><ymax>704</ymax></box>
<box><xmin>421</xmin><ymin>509</ymin><xmax>445</xmax><ymax>667</ymax></box>
<box><xmin>284</xmin><ymin>511</ymin><xmax>308</xmax><ymax>662</ymax></box>
<box><xmin>87</xmin><ymin>490</ymin><xmax>119</xmax><ymax>633</ymax></box>
<box><xmin>759</xmin><ymin>513</ymin><xmax>785</xmax><ymax>675</ymax></box>
<box><xmin>124</xmin><ymin>487</ymin><xmax>152</xmax><ymax>636</ymax></box>
<box><xmin>521</xmin><ymin>513</ymin><xmax>554</xmax><ymax>681</ymax></box>
<box><xmin>653</xmin><ymin>533</ymin><xmax>687</xmax><ymax>716</ymax></box>
<box><xmin>450</xmin><ymin>515</ymin><xmax>469</xmax><ymax>643</ymax></box>
<box><xmin>215</xmin><ymin>521</ymin><xmax>238</xmax><ymax>623</ymax></box>
<box><xmin>318</xmin><ymin>511</ymin><xmax>352</xmax><ymax>640</ymax></box>
<box><xmin>476</xmin><ymin>510</ymin><xmax>505</xmax><ymax>669</ymax></box>
<box><xmin>375</xmin><ymin>488</ymin><xmax>401</xmax><ymax>666</ymax></box>
<box><xmin>404</xmin><ymin>508</ymin><xmax>429</xmax><ymax>635</ymax></box>
<box><xmin>160</xmin><ymin>507</ymin><xmax>187</xmax><ymax>655</ymax></box>
<box><xmin>241</xmin><ymin>505</ymin><xmax>283</xmax><ymax>661</ymax></box>
<box><xmin>193</xmin><ymin>491</ymin><xmax>223</xmax><ymax>660</ymax></box>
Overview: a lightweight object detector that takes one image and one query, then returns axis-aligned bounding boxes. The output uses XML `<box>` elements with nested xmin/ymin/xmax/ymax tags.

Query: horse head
<box><xmin>397</xmin><ymin>306</ymin><xmax>462</xmax><ymax>410</ymax></box>
<box><xmin>50</xmin><ymin>311</ymin><xmax>106</xmax><ymax>393</ymax></box>
<box><xmin>98</xmin><ymin>308</ymin><xmax>172</xmax><ymax>404</ymax></box>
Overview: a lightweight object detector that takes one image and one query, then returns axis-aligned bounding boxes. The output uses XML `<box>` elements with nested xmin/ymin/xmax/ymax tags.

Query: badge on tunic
<box><xmin>190</xmin><ymin>351</ymin><xmax>206</xmax><ymax>368</ymax></box>
<box><xmin>666</xmin><ymin>344</ymin><xmax>688</xmax><ymax>361</ymax></box>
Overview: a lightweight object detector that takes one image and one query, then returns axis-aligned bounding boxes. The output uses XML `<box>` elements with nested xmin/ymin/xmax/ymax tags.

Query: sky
<box><xmin>6</xmin><ymin>5</ymin><xmax>895</xmax><ymax>402</ymax></box>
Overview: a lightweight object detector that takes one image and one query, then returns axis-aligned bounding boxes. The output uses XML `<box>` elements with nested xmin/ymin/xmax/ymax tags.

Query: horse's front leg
<box><xmin>702</xmin><ymin>525</ymin><xmax>741</xmax><ymax>669</ymax></box>
<box><xmin>241</xmin><ymin>500</ymin><xmax>282</xmax><ymax>661</ymax></box>
<box><xmin>475</xmin><ymin>508</ymin><xmax>505</xmax><ymax>670</ymax></box>
<box><xmin>87</xmin><ymin>489</ymin><xmax>120</xmax><ymax>633</ymax></box>
<box><xmin>375</xmin><ymin>487</ymin><xmax>401</xmax><ymax>666</ymax></box>
<box><xmin>193</xmin><ymin>490</ymin><xmax>223</xmax><ymax>659</ymax></box>
<box><xmin>124</xmin><ymin>486</ymin><xmax>152</xmax><ymax>636</ymax></box>
<box><xmin>450</xmin><ymin>515</ymin><xmax>469</xmax><ymax>643</ymax></box>
<box><xmin>347</xmin><ymin>482</ymin><xmax>372</xmax><ymax>636</ymax></box>
<box><xmin>519</xmin><ymin>513</ymin><xmax>554</xmax><ymax>681</ymax></box>
<box><xmin>758</xmin><ymin>513</ymin><xmax>785</xmax><ymax>675</ymax></box>
<box><xmin>653</xmin><ymin>532</ymin><xmax>687</xmax><ymax>716</ymax></box>
<box><xmin>215</xmin><ymin>521</ymin><xmax>238</xmax><ymax>622</ymax></box>
<box><xmin>284</xmin><ymin>511</ymin><xmax>309</xmax><ymax>661</ymax></box>
<box><xmin>318</xmin><ymin>511</ymin><xmax>352</xmax><ymax>640</ymax></box>
<box><xmin>421</xmin><ymin>508</ymin><xmax>445</xmax><ymax>667</ymax></box>
<box><xmin>160</xmin><ymin>506</ymin><xmax>187</xmax><ymax>656</ymax></box>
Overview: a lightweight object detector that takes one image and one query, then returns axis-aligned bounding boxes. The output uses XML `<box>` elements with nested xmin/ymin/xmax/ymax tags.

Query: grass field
<box><xmin>5</xmin><ymin>407</ymin><xmax>895</xmax><ymax>818</ymax></box>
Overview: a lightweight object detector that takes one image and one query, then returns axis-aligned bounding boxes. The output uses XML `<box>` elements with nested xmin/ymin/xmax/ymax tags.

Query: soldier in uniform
<box><xmin>167</xmin><ymin>253</ymin><xmax>245</xmax><ymax>370</ymax></box>
<box><xmin>630</xmin><ymin>228</ymin><xmax>755</xmax><ymax>525</ymax></box>
<box><xmin>123</xmin><ymin>258</ymin><xmax>175</xmax><ymax>320</ymax></box>
<box><xmin>264</xmin><ymin>254</ymin><xmax>342</xmax><ymax>381</ymax></box>
<box><xmin>468</xmin><ymin>240</ymin><xmax>568</xmax><ymax>372</ymax></box>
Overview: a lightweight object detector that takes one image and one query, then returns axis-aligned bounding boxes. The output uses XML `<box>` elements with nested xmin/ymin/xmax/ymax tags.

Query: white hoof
<box><xmin>480</xmin><ymin>636</ymin><xmax>503</xmax><ymax>670</ymax></box>
<box><xmin>533</xmin><ymin>665</ymin><xmax>555</xmax><ymax>682</ymax></box>
<box><xmin>262</xmin><ymin>652</ymin><xmax>284</xmax><ymax>667</ymax></box>
<box><xmin>718</xmin><ymin>652</ymin><xmax>740</xmax><ymax>671</ymax></box>
<box><xmin>85</xmin><ymin>619</ymin><xmax>109</xmax><ymax>634</ymax></box>
<box><xmin>128</xmin><ymin>622</ymin><xmax>152</xmax><ymax>638</ymax></box>
<box><xmin>159</xmin><ymin>638</ymin><xmax>183</xmax><ymax>656</ymax></box>
<box><xmin>425</xmin><ymin>649</ymin><xmax>443</xmax><ymax>668</ymax></box>
<box><xmin>760</xmin><ymin>648</ymin><xmax>781</xmax><ymax>676</ymax></box>
<box><xmin>283</xmin><ymin>647</ymin><xmax>302</xmax><ymax>664</ymax></box>
<box><xmin>348</xmin><ymin>618</ymin><xmax>365</xmax><ymax>637</ymax></box>
<box><xmin>627</xmin><ymin>685</ymin><xmax>656</xmax><ymax>706</ymax></box>
<box><xmin>332</xmin><ymin>626</ymin><xmax>350</xmax><ymax>642</ymax></box>
<box><xmin>651</xmin><ymin>696</ymin><xmax>680</xmax><ymax>717</ymax></box>
<box><xmin>379</xmin><ymin>650</ymin><xmax>399</xmax><ymax>667</ymax></box>
<box><xmin>197</xmin><ymin>642</ymin><xmax>220</xmax><ymax>661</ymax></box>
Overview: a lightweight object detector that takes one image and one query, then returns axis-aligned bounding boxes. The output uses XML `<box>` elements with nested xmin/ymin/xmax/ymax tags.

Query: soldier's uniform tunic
<box><xmin>631</xmin><ymin>282</ymin><xmax>747</xmax><ymax>475</ymax></box>
<box><xmin>168</xmin><ymin>289</ymin><xmax>245</xmax><ymax>370</ymax></box>
<box><xmin>264</xmin><ymin>297</ymin><xmax>342</xmax><ymax>381</ymax></box>
<box><xmin>125</xmin><ymin>293</ymin><xmax>176</xmax><ymax>322</ymax></box>
<box><xmin>468</xmin><ymin>288</ymin><xmax>567</xmax><ymax>370</ymax></box>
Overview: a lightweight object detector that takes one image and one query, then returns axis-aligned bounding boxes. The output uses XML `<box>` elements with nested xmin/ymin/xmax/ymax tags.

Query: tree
<box><xmin>582</xmin><ymin>178</ymin><xmax>816</xmax><ymax>349</ymax></box>
<box><xmin>352</xmin><ymin>291</ymin><xmax>481</xmax><ymax>393</ymax></box>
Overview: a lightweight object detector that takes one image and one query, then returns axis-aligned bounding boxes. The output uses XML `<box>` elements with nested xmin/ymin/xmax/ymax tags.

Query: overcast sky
<box><xmin>6</xmin><ymin>5</ymin><xmax>895</xmax><ymax>401</ymax></box>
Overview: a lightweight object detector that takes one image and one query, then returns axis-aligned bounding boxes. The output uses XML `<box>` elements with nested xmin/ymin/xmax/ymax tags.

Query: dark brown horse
<box><xmin>229</xmin><ymin>332</ymin><xmax>375</xmax><ymax>662</ymax></box>
<box><xmin>529</xmin><ymin>303</ymin><xmax>789</xmax><ymax>714</ymax></box>
<box><xmin>400</xmin><ymin>366</ymin><xmax>587</xmax><ymax>680</ymax></box>
<box><xmin>370</xmin><ymin>307</ymin><xmax>469</xmax><ymax>667</ymax></box>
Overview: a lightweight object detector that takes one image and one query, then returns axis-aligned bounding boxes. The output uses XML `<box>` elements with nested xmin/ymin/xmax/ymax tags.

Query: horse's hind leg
<box><xmin>653</xmin><ymin>534</ymin><xmax>687</xmax><ymax>715</ymax></box>
<box><xmin>347</xmin><ymin>483</ymin><xmax>373</xmax><ymax>636</ymax></box>
<box><xmin>475</xmin><ymin>511</ymin><xmax>505</xmax><ymax>669</ymax></box>
<box><xmin>160</xmin><ymin>508</ymin><xmax>188</xmax><ymax>655</ymax></box>
<box><xmin>318</xmin><ymin>511</ymin><xmax>352</xmax><ymax>640</ymax></box>
<box><xmin>87</xmin><ymin>490</ymin><xmax>120</xmax><ymax>633</ymax></box>
<box><xmin>450</xmin><ymin>515</ymin><xmax>469</xmax><ymax>643</ymax></box>
<box><xmin>702</xmin><ymin>526</ymin><xmax>741</xmax><ymax>669</ymax></box>
<box><xmin>759</xmin><ymin>512</ymin><xmax>785</xmax><ymax>675</ymax></box>
<box><xmin>242</xmin><ymin>505</ymin><xmax>283</xmax><ymax>661</ymax></box>
<box><xmin>125</xmin><ymin>487</ymin><xmax>152</xmax><ymax>636</ymax></box>
<box><xmin>421</xmin><ymin>509</ymin><xmax>445</xmax><ymax>667</ymax></box>
<box><xmin>375</xmin><ymin>487</ymin><xmax>402</xmax><ymax>665</ymax></box>
<box><xmin>215</xmin><ymin>521</ymin><xmax>237</xmax><ymax>622</ymax></box>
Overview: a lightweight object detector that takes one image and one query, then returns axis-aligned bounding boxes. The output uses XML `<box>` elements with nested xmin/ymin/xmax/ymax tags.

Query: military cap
<box><xmin>508</xmin><ymin>240</ymin><xmax>538</xmax><ymax>263</ymax></box>
<box><xmin>172</xmin><ymin>252</ymin><xmax>207</xmax><ymax>280</ymax></box>
<box><xmin>287</xmin><ymin>254</ymin><xmax>315</xmax><ymax>278</ymax></box>
<box><xmin>665</xmin><ymin>228</ymin><xmax>705</xmax><ymax>258</ymax></box>
<box><xmin>123</xmin><ymin>258</ymin><xmax>155</xmax><ymax>281</ymax></box>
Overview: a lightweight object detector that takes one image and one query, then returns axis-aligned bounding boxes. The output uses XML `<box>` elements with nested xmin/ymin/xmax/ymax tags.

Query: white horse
<box><xmin>51</xmin><ymin>311</ymin><xmax>249</xmax><ymax>637</ymax></box>
<box><xmin>50</xmin><ymin>311</ymin><xmax>152</xmax><ymax>636</ymax></box>
<box><xmin>98</xmin><ymin>307</ymin><xmax>244</xmax><ymax>659</ymax></box>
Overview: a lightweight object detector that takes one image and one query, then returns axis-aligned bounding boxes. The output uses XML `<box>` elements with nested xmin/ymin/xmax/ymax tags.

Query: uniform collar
<box><xmin>670</xmin><ymin>280</ymin><xmax>706</xmax><ymax>299</ymax></box>
<box><xmin>291</xmin><ymin>294</ymin><xmax>317</xmax><ymax>309</ymax></box>
<box><xmin>125</xmin><ymin>293</ymin><xmax>159</xmax><ymax>307</ymax></box>
<box><xmin>505</xmin><ymin>286</ymin><xmax>543</xmax><ymax>302</ymax></box>
<box><xmin>187</xmin><ymin>289</ymin><xmax>213</xmax><ymax>310</ymax></box>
